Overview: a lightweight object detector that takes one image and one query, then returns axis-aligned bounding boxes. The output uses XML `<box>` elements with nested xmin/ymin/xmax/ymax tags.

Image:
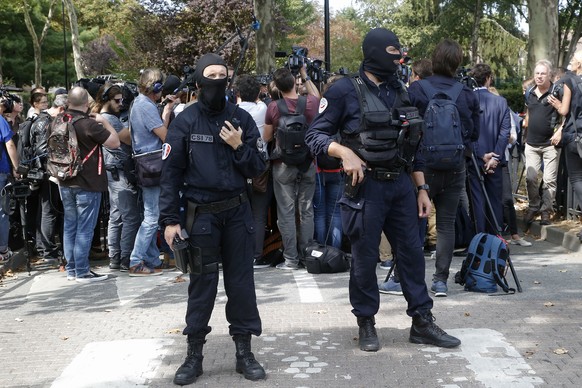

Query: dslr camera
<box><xmin>551</xmin><ymin>83</ymin><xmax>563</xmax><ymax>101</ymax></box>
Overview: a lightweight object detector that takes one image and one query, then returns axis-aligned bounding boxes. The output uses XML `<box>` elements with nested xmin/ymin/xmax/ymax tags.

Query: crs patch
<box><xmin>318</xmin><ymin>97</ymin><xmax>328</xmax><ymax>114</ymax></box>
<box><xmin>162</xmin><ymin>143</ymin><xmax>172</xmax><ymax>160</ymax></box>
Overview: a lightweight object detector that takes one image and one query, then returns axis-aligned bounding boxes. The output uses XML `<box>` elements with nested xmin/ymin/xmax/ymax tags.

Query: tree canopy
<box><xmin>0</xmin><ymin>0</ymin><xmax>578</xmax><ymax>89</ymax></box>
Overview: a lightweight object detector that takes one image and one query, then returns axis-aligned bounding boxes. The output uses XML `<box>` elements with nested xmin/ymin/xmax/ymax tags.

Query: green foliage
<box><xmin>498</xmin><ymin>87</ymin><xmax>526</xmax><ymax>113</ymax></box>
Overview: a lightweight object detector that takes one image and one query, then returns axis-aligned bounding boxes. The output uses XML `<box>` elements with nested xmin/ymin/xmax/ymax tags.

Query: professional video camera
<box><xmin>456</xmin><ymin>67</ymin><xmax>478</xmax><ymax>89</ymax></box>
<box><xmin>276</xmin><ymin>46</ymin><xmax>328</xmax><ymax>82</ymax></box>
<box><xmin>0</xmin><ymin>85</ymin><xmax>23</xmax><ymax>114</ymax></box>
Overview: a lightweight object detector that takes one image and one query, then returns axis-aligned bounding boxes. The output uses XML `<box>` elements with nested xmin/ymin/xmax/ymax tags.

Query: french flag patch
<box><xmin>162</xmin><ymin>143</ymin><xmax>172</xmax><ymax>160</ymax></box>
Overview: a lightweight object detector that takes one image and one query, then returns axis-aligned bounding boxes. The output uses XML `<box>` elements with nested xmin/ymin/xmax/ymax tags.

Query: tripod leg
<box><xmin>506</xmin><ymin>255</ymin><xmax>522</xmax><ymax>292</ymax></box>
<box><xmin>383</xmin><ymin>260</ymin><xmax>395</xmax><ymax>283</ymax></box>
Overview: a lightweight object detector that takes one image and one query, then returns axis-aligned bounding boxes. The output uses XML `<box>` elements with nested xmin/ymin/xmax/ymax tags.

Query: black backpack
<box><xmin>274</xmin><ymin>96</ymin><xmax>311</xmax><ymax>166</ymax></box>
<box><xmin>17</xmin><ymin>115</ymin><xmax>40</xmax><ymax>169</ymax></box>
<box><xmin>417</xmin><ymin>80</ymin><xmax>466</xmax><ymax>170</ymax></box>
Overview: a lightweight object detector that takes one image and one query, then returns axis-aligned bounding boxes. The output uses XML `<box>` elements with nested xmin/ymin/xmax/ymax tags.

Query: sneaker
<box><xmin>76</xmin><ymin>271</ymin><xmax>109</xmax><ymax>284</ymax></box>
<box><xmin>524</xmin><ymin>209</ymin><xmax>538</xmax><ymax>229</ymax></box>
<box><xmin>409</xmin><ymin>311</ymin><xmax>461</xmax><ymax>348</ymax></box>
<box><xmin>379</xmin><ymin>260</ymin><xmax>393</xmax><ymax>270</ymax></box>
<box><xmin>0</xmin><ymin>249</ymin><xmax>14</xmax><ymax>264</ymax></box>
<box><xmin>120</xmin><ymin>257</ymin><xmax>130</xmax><ymax>272</ymax></box>
<box><xmin>430</xmin><ymin>280</ymin><xmax>448</xmax><ymax>297</ymax></box>
<box><xmin>379</xmin><ymin>278</ymin><xmax>403</xmax><ymax>295</ymax></box>
<box><xmin>67</xmin><ymin>274</ymin><xmax>76</xmax><ymax>281</ymax></box>
<box><xmin>276</xmin><ymin>261</ymin><xmax>299</xmax><ymax>270</ymax></box>
<box><xmin>540</xmin><ymin>211</ymin><xmax>551</xmax><ymax>226</ymax></box>
<box><xmin>510</xmin><ymin>238</ymin><xmax>532</xmax><ymax>247</ymax></box>
<box><xmin>129</xmin><ymin>261</ymin><xmax>163</xmax><ymax>277</ymax></box>
<box><xmin>253</xmin><ymin>257</ymin><xmax>271</xmax><ymax>269</ymax></box>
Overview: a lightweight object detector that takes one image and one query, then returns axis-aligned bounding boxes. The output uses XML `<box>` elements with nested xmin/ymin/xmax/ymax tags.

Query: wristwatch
<box><xmin>417</xmin><ymin>184</ymin><xmax>430</xmax><ymax>192</ymax></box>
<box><xmin>303</xmin><ymin>76</ymin><xmax>311</xmax><ymax>82</ymax></box>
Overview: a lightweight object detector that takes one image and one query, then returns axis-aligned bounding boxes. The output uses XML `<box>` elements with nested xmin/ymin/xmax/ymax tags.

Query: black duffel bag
<box><xmin>303</xmin><ymin>240</ymin><xmax>350</xmax><ymax>274</ymax></box>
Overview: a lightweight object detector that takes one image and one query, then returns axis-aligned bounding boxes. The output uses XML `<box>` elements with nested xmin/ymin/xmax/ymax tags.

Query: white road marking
<box><xmin>292</xmin><ymin>271</ymin><xmax>323</xmax><ymax>303</ymax></box>
<box><xmin>421</xmin><ymin>328</ymin><xmax>544</xmax><ymax>387</ymax></box>
<box><xmin>51</xmin><ymin>339</ymin><xmax>174</xmax><ymax>388</ymax></box>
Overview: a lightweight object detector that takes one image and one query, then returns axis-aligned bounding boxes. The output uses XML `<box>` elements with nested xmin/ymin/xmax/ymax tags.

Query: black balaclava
<box><xmin>362</xmin><ymin>28</ymin><xmax>402</xmax><ymax>83</ymax></box>
<box><xmin>195</xmin><ymin>53</ymin><xmax>228</xmax><ymax>114</ymax></box>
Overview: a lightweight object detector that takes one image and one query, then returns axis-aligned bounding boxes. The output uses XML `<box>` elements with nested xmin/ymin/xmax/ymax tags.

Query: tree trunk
<box><xmin>255</xmin><ymin>0</ymin><xmax>275</xmax><ymax>75</ymax></box>
<box><xmin>527</xmin><ymin>0</ymin><xmax>559</xmax><ymax>74</ymax></box>
<box><xmin>21</xmin><ymin>0</ymin><xmax>55</xmax><ymax>87</ymax></box>
<box><xmin>470</xmin><ymin>0</ymin><xmax>483</xmax><ymax>65</ymax></box>
<box><xmin>64</xmin><ymin>0</ymin><xmax>85</xmax><ymax>79</ymax></box>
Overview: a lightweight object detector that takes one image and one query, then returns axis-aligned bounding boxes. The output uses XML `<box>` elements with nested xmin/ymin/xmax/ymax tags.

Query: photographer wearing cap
<box><xmin>160</xmin><ymin>53</ymin><xmax>267</xmax><ymax>385</ymax></box>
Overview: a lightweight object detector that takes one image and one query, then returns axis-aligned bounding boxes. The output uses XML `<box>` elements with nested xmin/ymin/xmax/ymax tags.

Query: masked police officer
<box><xmin>305</xmin><ymin>28</ymin><xmax>461</xmax><ymax>351</ymax></box>
<box><xmin>160</xmin><ymin>53</ymin><xmax>267</xmax><ymax>385</ymax></box>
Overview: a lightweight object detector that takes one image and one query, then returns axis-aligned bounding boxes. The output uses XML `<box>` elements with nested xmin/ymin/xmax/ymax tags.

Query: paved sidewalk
<box><xmin>1</xmin><ymin>232</ymin><xmax>581</xmax><ymax>387</ymax></box>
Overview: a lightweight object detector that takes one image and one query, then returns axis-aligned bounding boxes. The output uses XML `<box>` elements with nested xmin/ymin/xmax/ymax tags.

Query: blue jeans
<box><xmin>272</xmin><ymin>163</ymin><xmax>316</xmax><ymax>264</ymax></box>
<box><xmin>59</xmin><ymin>186</ymin><xmax>102</xmax><ymax>277</ymax></box>
<box><xmin>107</xmin><ymin>170</ymin><xmax>141</xmax><ymax>259</ymax></box>
<box><xmin>0</xmin><ymin>173</ymin><xmax>10</xmax><ymax>252</ymax></box>
<box><xmin>130</xmin><ymin>185</ymin><xmax>162</xmax><ymax>268</ymax></box>
<box><xmin>313</xmin><ymin>171</ymin><xmax>343</xmax><ymax>248</ymax></box>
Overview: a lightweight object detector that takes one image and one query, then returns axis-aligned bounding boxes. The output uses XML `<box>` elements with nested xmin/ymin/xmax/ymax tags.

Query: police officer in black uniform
<box><xmin>159</xmin><ymin>53</ymin><xmax>267</xmax><ymax>385</ymax></box>
<box><xmin>305</xmin><ymin>28</ymin><xmax>461</xmax><ymax>352</ymax></box>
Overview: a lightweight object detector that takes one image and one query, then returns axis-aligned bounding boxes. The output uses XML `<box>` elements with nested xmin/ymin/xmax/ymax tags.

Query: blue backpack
<box><xmin>418</xmin><ymin>80</ymin><xmax>466</xmax><ymax>170</ymax></box>
<box><xmin>456</xmin><ymin>233</ymin><xmax>515</xmax><ymax>294</ymax></box>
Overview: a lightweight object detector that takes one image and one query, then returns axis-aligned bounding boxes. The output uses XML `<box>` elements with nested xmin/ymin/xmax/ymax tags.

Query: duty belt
<box><xmin>368</xmin><ymin>167</ymin><xmax>401</xmax><ymax>181</ymax></box>
<box><xmin>185</xmin><ymin>192</ymin><xmax>248</xmax><ymax>234</ymax></box>
<box><xmin>190</xmin><ymin>192</ymin><xmax>248</xmax><ymax>214</ymax></box>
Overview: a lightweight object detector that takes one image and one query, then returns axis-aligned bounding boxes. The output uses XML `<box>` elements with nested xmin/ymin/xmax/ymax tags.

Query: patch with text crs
<box><xmin>190</xmin><ymin>134</ymin><xmax>214</xmax><ymax>143</ymax></box>
<box><xmin>162</xmin><ymin>143</ymin><xmax>171</xmax><ymax>160</ymax></box>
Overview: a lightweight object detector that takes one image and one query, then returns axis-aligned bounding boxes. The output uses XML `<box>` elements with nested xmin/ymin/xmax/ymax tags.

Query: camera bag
<box><xmin>303</xmin><ymin>240</ymin><xmax>350</xmax><ymax>274</ymax></box>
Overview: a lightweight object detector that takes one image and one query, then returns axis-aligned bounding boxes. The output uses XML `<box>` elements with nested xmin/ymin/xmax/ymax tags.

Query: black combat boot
<box><xmin>109</xmin><ymin>253</ymin><xmax>121</xmax><ymax>270</ymax></box>
<box><xmin>409</xmin><ymin>311</ymin><xmax>461</xmax><ymax>348</ymax></box>
<box><xmin>357</xmin><ymin>316</ymin><xmax>380</xmax><ymax>351</ymax></box>
<box><xmin>173</xmin><ymin>336</ymin><xmax>205</xmax><ymax>386</ymax></box>
<box><xmin>233</xmin><ymin>334</ymin><xmax>266</xmax><ymax>381</ymax></box>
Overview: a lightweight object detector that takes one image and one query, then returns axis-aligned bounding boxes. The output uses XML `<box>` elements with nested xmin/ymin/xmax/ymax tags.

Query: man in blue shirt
<box><xmin>128</xmin><ymin>68</ymin><xmax>177</xmax><ymax>276</ymax></box>
<box><xmin>0</xmin><ymin>95</ymin><xmax>20</xmax><ymax>264</ymax></box>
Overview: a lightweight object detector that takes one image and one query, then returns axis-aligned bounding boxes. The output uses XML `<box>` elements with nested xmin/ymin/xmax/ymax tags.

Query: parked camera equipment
<box><xmin>455</xmin><ymin>67</ymin><xmax>478</xmax><ymax>89</ymax></box>
<box><xmin>0</xmin><ymin>85</ymin><xmax>23</xmax><ymax>114</ymax></box>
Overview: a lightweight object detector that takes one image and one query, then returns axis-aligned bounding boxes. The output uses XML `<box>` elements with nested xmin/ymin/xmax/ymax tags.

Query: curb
<box><xmin>521</xmin><ymin>218</ymin><xmax>581</xmax><ymax>252</ymax></box>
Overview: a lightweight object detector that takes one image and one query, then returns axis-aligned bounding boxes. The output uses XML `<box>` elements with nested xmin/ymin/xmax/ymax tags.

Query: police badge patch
<box><xmin>319</xmin><ymin>97</ymin><xmax>328</xmax><ymax>113</ymax></box>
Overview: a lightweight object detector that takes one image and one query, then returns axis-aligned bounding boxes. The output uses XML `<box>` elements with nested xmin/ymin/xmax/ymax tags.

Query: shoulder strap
<box><xmin>524</xmin><ymin>85</ymin><xmax>535</xmax><ymax>103</ymax></box>
<box><xmin>296</xmin><ymin>95</ymin><xmax>307</xmax><ymax>115</ymax></box>
<box><xmin>276</xmin><ymin>98</ymin><xmax>290</xmax><ymax>116</ymax></box>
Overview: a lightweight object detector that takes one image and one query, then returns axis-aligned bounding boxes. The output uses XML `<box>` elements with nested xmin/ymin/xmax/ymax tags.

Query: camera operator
<box><xmin>0</xmin><ymin>94</ymin><xmax>21</xmax><ymax>263</ymax></box>
<box><xmin>21</xmin><ymin>94</ymin><xmax>68</xmax><ymax>265</ymax></box>
<box><xmin>92</xmin><ymin>84</ymin><xmax>140</xmax><ymax>271</ymax></box>
<box><xmin>296</xmin><ymin>64</ymin><xmax>321</xmax><ymax>99</ymax></box>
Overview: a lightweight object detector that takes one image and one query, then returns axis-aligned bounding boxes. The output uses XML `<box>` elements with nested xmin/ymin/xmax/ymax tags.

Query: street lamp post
<box><xmin>62</xmin><ymin>0</ymin><xmax>68</xmax><ymax>89</ymax></box>
<box><xmin>324</xmin><ymin>0</ymin><xmax>330</xmax><ymax>73</ymax></box>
